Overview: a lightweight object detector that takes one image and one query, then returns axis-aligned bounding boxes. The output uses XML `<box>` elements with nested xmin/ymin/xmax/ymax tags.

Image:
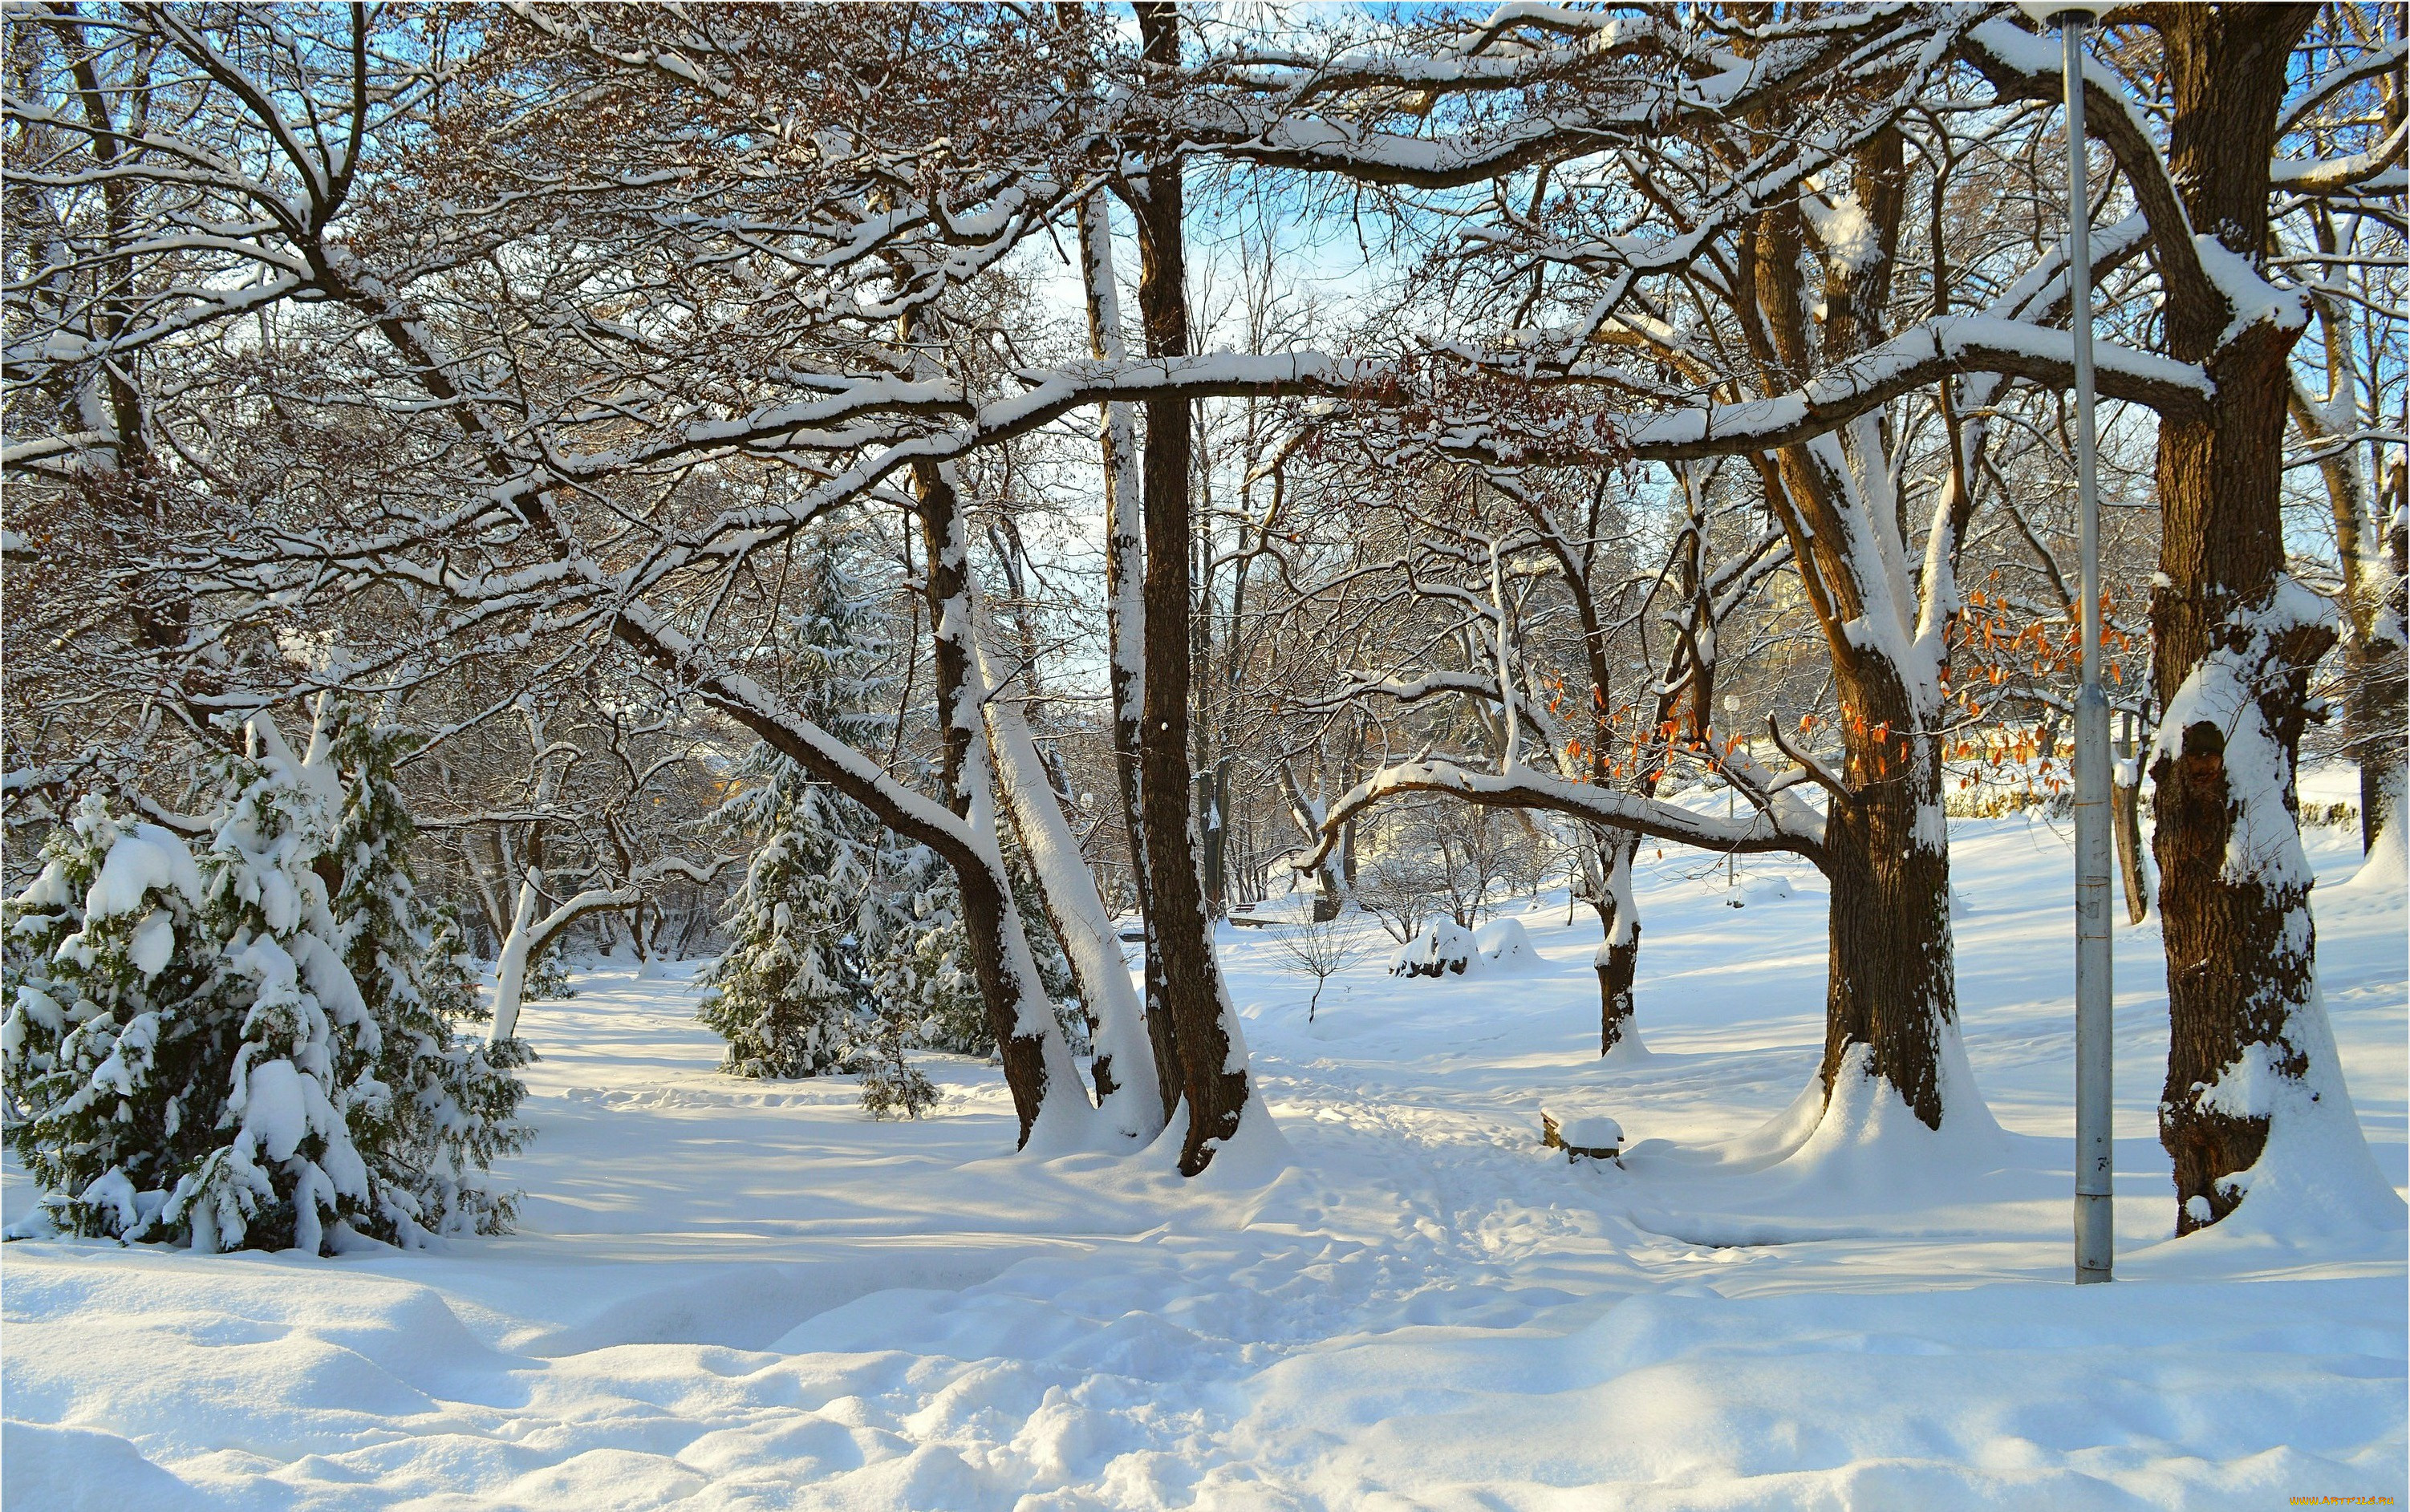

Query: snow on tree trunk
<box><xmin>488</xmin><ymin>872</ymin><xmax>541</xmax><ymax>1044</ymax></box>
<box><xmin>1080</xmin><ymin>188</ymin><xmax>1182</xmax><ymax>1129</ymax></box>
<box><xmin>976</xmin><ymin>610</ymin><xmax>1164</xmax><ymax>1143</ymax></box>
<box><xmin>1130</xmin><ymin>1</ymin><xmax>1265</xmax><ymax>1177</ymax></box>
<box><xmin>915</xmin><ymin>460</ymin><xmax>1093</xmax><ymax>1149</ymax></box>
<box><xmin>2150</xmin><ymin>590</ymin><xmax>2396</xmax><ymax>1232</ymax></box>
<box><xmin>1818</xmin><ymin>736</ymin><xmax>1961</xmax><ymax>1132</ymax></box>
<box><xmin>1593</xmin><ymin>829</ymin><xmax>1641</xmax><ymax>1056</ymax></box>
<box><xmin>2146</xmin><ymin>3</ymin><xmax>2400</xmax><ymax>1235</ymax></box>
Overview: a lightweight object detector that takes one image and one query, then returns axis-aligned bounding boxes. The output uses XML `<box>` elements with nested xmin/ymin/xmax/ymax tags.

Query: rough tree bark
<box><xmin>2143</xmin><ymin>4</ymin><xmax>2348</xmax><ymax>1232</ymax></box>
<box><xmin>1742</xmin><ymin>128</ymin><xmax>1968</xmax><ymax>1130</ymax></box>
<box><xmin>1128</xmin><ymin>1</ymin><xmax>1256</xmax><ymax>1174</ymax></box>
<box><xmin>1593</xmin><ymin>828</ymin><xmax>1641</xmax><ymax>1054</ymax></box>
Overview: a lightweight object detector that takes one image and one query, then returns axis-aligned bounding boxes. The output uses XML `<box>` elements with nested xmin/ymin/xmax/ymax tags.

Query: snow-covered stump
<box><xmin>1541</xmin><ymin>1110</ymin><xmax>1623</xmax><ymax>1165</ymax></box>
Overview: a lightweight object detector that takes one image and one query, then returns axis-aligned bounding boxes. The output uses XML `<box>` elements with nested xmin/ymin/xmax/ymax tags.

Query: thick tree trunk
<box><xmin>1816</xmin><ymin>662</ymin><xmax>1960</xmax><ymax>1130</ymax></box>
<box><xmin>2355</xmin><ymin>656</ymin><xmax>2407</xmax><ymax>853</ymax></box>
<box><xmin>1130</xmin><ymin>1</ymin><xmax>1256</xmax><ymax>1176</ymax></box>
<box><xmin>2147</xmin><ymin>4</ymin><xmax>2341</xmax><ymax>1233</ymax></box>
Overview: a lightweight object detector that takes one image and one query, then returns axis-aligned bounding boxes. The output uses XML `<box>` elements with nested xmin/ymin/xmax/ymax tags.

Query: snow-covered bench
<box><xmin>1540</xmin><ymin>1109</ymin><xmax>1624</xmax><ymax>1164</ymax></box>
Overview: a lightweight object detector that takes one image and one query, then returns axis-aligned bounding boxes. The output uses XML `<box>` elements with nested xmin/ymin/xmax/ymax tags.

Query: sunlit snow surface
<box><xmin>7</xmin><ymin>784</ymin><xmax>2404</xmax><ymax>1509</ymax></box>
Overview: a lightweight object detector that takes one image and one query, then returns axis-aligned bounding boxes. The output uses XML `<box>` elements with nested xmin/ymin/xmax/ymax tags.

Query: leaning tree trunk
<box><xmin>1129</xmin><ymin>0</ymin><xmax>1257</xmax><ymax>1176</ymax></box>
<box><xmin>2112</xmin><ymin>761</ymin><xmax>2150</xmax><ymax>925</ymax></box>
<box><xmin>977</xmin><ymin>613</ymin><xmax>1165</xmax><ymax>1143</ymax></box>
<box><xmin>915</xmin><ymin>461</ymin><xmax>1094</xmax><ymax>1148</ymax></box>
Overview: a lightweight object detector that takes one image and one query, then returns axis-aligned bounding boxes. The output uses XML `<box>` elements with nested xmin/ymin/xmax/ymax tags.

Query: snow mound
<box><xmin>2148</xmin><ymin>986</ymin><xmax>2406</xmax><ymax>1255</ymax></box>
<box><xmin>1620</xmin><ymin>1032</ymin><xmax>2010</xmax><ymax>1230</ymax></box>
<box><xmin>1</xmin><ymin>1421</ymin><xmax>208</xmax><ymax>1512</ymax></box>
<box><xmin>1722</xmin><ymin>874</ymin><xmax>1793</xmax><ymax>908</ymax></box>
<box><xmin>1471</xmin><ymin>916</ymin><xmax>1537</xmax><ymax>968</ymax></box>
<box><xmin>2330</xmin><ymin>812</ymin><xmax>2405</xmax><ymax>905</ymax></box>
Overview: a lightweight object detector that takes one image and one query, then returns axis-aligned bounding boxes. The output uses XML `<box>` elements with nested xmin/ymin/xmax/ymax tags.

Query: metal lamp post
<box><xmin>2017</xmin><ymin>0</ymin><xmax>2117</xmax><ymax>1285</ymax></box>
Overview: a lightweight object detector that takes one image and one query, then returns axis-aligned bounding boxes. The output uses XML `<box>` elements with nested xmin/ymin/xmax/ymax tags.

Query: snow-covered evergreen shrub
<box><xmin>2</xmin><ymin>797</ymin><xmax>220</xmax><ymax>1242</ymax></box>
<box><xmin>696</xmin><ymin>528</ymin><xmax>1084</xmax><ymax>1083</ymax></box>
<box><xmin>866</xmin><ymin>835</ymin><xmax>985</xmax><ymax>1058</ymax></box>
<box><xmin>701</xmin><ymin>530</ymin><xmax>980</xmax><ymax>1076</ymax></box>
<box><xmin>857</xmin><ymin>1007</ymin><xmax>940</xmax><ymax>1120</ymax></box>
<box><xmin>1</xmin><ymin>714</ymin><xmax>529</xmax><ymax>1253</ymax></box>
<box><xmin>521</xmin><ymin>939</ymin><xmax>578</xmax><ymax>1003</ymax></box>
<box><xmin>326</xmin><ymin>714</ymin><xmax>529</xmax><ymax>1240</ymax></box>
<box><xmin>700</xmin><ymin>760</ymin><xmax>881</xmax><ymax>1078</ymax></box>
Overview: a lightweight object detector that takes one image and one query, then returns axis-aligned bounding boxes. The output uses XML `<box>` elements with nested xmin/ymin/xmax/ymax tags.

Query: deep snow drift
<box><xmin>5</xmin><ymin>796</ymin><xmax>2404</xmax><ymax>1510</ymax></box>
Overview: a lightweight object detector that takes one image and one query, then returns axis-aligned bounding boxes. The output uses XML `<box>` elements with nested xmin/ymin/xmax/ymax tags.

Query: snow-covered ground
<box><xmin>7</xmin><ymin>797</ymin><xmax>2405</xmax><ymax>1510</ymax></box>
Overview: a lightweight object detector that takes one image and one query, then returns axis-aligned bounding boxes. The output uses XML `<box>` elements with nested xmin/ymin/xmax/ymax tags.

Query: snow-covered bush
<box><xmin>324</xmin><ymin>713</ymin><xmax>529</xmax><ymax>1240</ymax></box>
<box><xmin>521</xmin><ymin>940</ymin><xmax>578</xmax><ymax>1004</ymax></box>
<box><xmin>3</xmin><ymin>797</ymin><xmax>219</xmax><ymax>1242</ymax></box>
<box><xmin>2</xmin><ymin>713</ymin><xmax>529</xmax><ymax>1253</ymax></box>
<box><xmin>857</xmin><ymin>1007</ymin><xmax>941</xmax><ymax>1120</ymax></box>
<box><xmin>1390</xmin><ymin>920</ymin><xmax>1477</xmax><ymax>978</ymax></box>
<box><xmin>700</xmin><ymin>762</ymin><xmax>889</xmax><ymax>1078</ymax></box>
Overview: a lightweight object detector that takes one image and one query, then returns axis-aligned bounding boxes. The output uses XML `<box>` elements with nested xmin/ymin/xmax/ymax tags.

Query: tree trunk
<box><xmin>1816</xmin><ymin>658</ymin><xmax>1960</xmax><ymax>1130</ymax></box>
<box><xmin>2148</xmin><ymin>3</ymin><xmax>2344</xmax><ymax>1233</ymax></box>
<box><xmin>915</xmin><ymin>460</ymin><xmax>1093</xmax><ymax>1147</ymax></box>
<box><xmin>978</xmin><ymin>611</ymin><xmax>1165</xmax><ymax>1142</ymax></box>
<box><xmin>2112</xmin><ymin>773</ymin><xmax>2149</xmax><ymax>926</ymax></box>
<box><xmin>2355</xmin><ymin>642</ymin><xmax>2407</xmax><ymax>853</ymax></box>
<box><xmin>1078</xmin><ymin>191</ymin><xmax>1183</xmax><ymax>1129</ymax></box>
<box><xmin>489</xmin><ymin>871</ymin><xmax>542</xmax><ymax>1043</ymax></box>
<box><xmin>1130</xmin><ymin>1</ymin><xmax>1256</xmax><ymax>1176</ymax></box>
<box><xmin>1594</xmin><ymin>828</ymin><xmax>1640</xmax><ymax>1054</ymax></box>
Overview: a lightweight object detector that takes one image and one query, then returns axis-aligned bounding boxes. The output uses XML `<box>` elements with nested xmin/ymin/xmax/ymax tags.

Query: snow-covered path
<box><xmin>6</xmin><ymin>806</ymin><xmax>2404</xmax><ymax>1510</ymax></box>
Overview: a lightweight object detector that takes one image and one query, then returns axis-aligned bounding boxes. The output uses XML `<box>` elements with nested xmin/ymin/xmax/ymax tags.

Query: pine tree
<box><xmin>157</xmin><ymin>743</ymin><xmax>379</xmax><ymax>1253</ymax></box>
<box><xmin>700</xmin><ymin>529</ymin><xmax>913</xmax><ymax>1078</ymax></box>
<box><xmin>696</xmin><ymin>527</ymin><xmax>1086</xmax><ymax>1095</ymax></box>
<box><xmin>2</xmin><ymin>712</ymin><xmax>531</xmax><ymax>1254</ymax></box>
<box><xmin>2</xmin><ymin>796</ymin><xmax>221</xmax><ymax>1242</ymax></box>
<box><xmin>699</xmin><ymin>758</ymin><xmax>881</xmax><ymax>1078</ymax></box>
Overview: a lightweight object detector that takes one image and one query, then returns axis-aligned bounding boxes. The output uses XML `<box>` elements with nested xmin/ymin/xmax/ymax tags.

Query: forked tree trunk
<box><xmin>1130</xmin><ymin>1</ymin><xmax>1255</xmax><ymax>1175</ymax></box>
